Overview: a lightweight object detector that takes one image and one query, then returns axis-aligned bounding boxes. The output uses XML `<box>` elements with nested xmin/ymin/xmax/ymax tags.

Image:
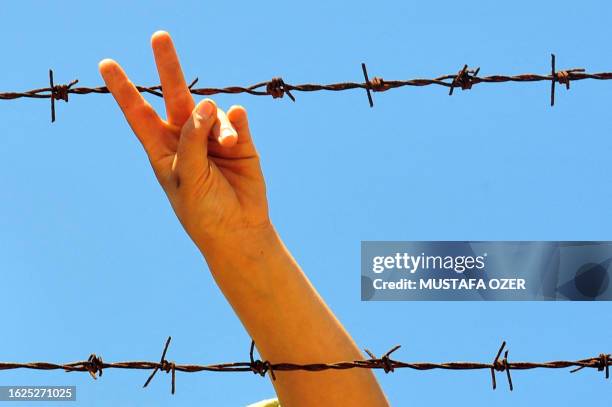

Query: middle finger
<box><xmin>151</xmin><ymin>31</ymin><xmax>195</xmax><ymax>126</ymax></box>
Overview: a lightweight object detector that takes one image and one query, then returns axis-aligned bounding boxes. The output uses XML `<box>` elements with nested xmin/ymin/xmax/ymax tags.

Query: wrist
<box><xmin>196</xmin><ymin>222</ymin><xmax>285</xmax><ymax>270</ymax></box>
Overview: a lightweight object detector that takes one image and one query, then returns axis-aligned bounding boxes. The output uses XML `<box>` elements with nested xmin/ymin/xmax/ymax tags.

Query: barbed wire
<box><xmin>1</xmin><ymin>55</ymin><xmax>612</xmax><ymax>122</ymax></box>
<box><xmin>0</xmin><ymin>337</ymin><xmax>609</xmax><ymax>395</ymax></box>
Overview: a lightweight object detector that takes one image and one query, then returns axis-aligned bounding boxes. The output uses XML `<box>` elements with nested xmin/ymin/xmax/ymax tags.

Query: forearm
<box><xmin>199</xmin><ymin>225</ymin><xmax>389</xmax><ymax>407</ymax></box>
<box><xmin>100</xmin><ymin>30</ymin><xmax>388</xmax><ymax>406</ymax></box>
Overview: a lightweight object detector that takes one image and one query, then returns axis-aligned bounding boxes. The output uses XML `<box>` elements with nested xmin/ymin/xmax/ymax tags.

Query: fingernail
<box><xmin>196</xmin><ymin>100</ymin><xmax>214</xmax><ymax>120</ymax></box>
<box><xmin>220</xmin><ymin>126</ymin><xmax>237</xmax><ymax>142</ymax></box>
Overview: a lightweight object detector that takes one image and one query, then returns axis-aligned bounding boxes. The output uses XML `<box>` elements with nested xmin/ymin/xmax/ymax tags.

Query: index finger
<box><xmin>98</xmin><ymin>59</ymin><xmax>168</xmax><ymax>162</ymax></box>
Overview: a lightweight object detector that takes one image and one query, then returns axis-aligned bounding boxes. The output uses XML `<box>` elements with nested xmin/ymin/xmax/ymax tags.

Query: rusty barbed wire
<box><xmin>2</xmin><ymin>54</ymin><xmax>612</xmax><ymax>122</ymax></box>
<box><xmin>0</xmin><ymin>337</ymin><xmax>609</xmax><ymax>395</ymax></box>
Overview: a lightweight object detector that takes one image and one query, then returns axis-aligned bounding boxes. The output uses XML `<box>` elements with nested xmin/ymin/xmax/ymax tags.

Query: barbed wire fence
<box><xmin>1</xmin><ymin>55</ymin><xmax>611</xmax><ymax>122</ymax></box>
<box><xmin>2</xmin><ymin>55</ymin><xmax>611</xmax><ymax>395</ymax></box>
<box><xmin>0</xmin><ymin>337</ymin><xmax>609</xmax><ymax>395</ymax></box>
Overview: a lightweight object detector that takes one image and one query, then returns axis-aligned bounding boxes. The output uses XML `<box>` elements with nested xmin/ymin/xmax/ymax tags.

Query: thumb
<box><xmin>174</xmin><ymin>99</ymin><xmax>217</xmax><ymax>183</ymax></box>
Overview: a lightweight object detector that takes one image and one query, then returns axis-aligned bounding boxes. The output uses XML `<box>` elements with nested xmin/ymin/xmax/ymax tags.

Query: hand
<box><xmin>99</xmin><ymin>31</ymin><xmax>388</xmax><ymax>407</ymax></box>
<box><xmin>98</xmin><ymin>31</ymin><xmax>270</xmax><ymax>249</ymax></box>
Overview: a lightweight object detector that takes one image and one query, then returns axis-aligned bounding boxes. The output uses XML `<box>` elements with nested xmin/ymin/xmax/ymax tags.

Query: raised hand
<box><xmin>99</xmin><ymin>31</ymin><xmax>388</xmax><ymax>407</ymax></box>
<box><xmin>98</xmin><ymin>31</ymin><xmax>270</xmax><ymax>248</ymax></box>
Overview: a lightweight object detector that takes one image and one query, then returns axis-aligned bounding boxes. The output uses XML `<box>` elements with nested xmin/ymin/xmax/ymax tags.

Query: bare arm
<box><xmin>98</xmin><ymin>31</ymin><xmax>388</xmax><ymax>407</ymax></box>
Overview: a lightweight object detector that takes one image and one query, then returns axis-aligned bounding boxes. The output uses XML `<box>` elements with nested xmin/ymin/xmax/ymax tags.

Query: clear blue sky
<box><xmin>1</xmin><ymin>1</ymin><xmax>611</xmax><ymax>406</ymax></box>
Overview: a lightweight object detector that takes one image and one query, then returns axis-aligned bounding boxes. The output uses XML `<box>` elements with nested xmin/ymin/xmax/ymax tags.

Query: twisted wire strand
<box><xmin>2</xmin><ymin>55</ymin><xmax>612</xmax><ymax>121</ymax></box>
<box><xmin>0</xmin><ymin>338</ymin><xmax>609</xmax><ymax>395</ymax></box>
<box><xmin>4</xmin><ymin>71</ymin><xmax>612</xmax><ymax>100</ymax></box>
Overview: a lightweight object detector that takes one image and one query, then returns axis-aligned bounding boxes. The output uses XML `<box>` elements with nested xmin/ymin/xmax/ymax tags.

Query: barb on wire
<box><xmin>0</xmin><ymin>338</ymin><xmax>610</xmax><ymax>395</ymax></box>
<box><xmin>249</xmin><ymin>340</ymin><xmax>275</xmax><ymax>380</ymax></box>
<box><xmin>449</xmin><ymin>64</ymin><xmax>480</xmax><ymax>96</ymax></box>
<box><xmin>490</xmin><ymin>341</ymin><xmax>513</xmax><ymax>391</ymax></box>
<box><xmin>1</xmin><ymin>55</ymin><xmax>612</xmax><ymax>122</ymax></box>
<box><xmin>48</xmin><ymin>69</ymin><xmax>78</xmax><ymax>123</ymax></box>
<box><xmin>550</xmin><ymin>54</ymin><xmax>586</xmax><ymax>106</ymax></box>
<box><xmin>143</xmin><ymin>336</ymin><xmax>176</xmax><ymax>394</ymax></box>
<box><xmin>364</xmin><ymin>344</ymin><xmax>402</xmax><ymax>373</ymax></box>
